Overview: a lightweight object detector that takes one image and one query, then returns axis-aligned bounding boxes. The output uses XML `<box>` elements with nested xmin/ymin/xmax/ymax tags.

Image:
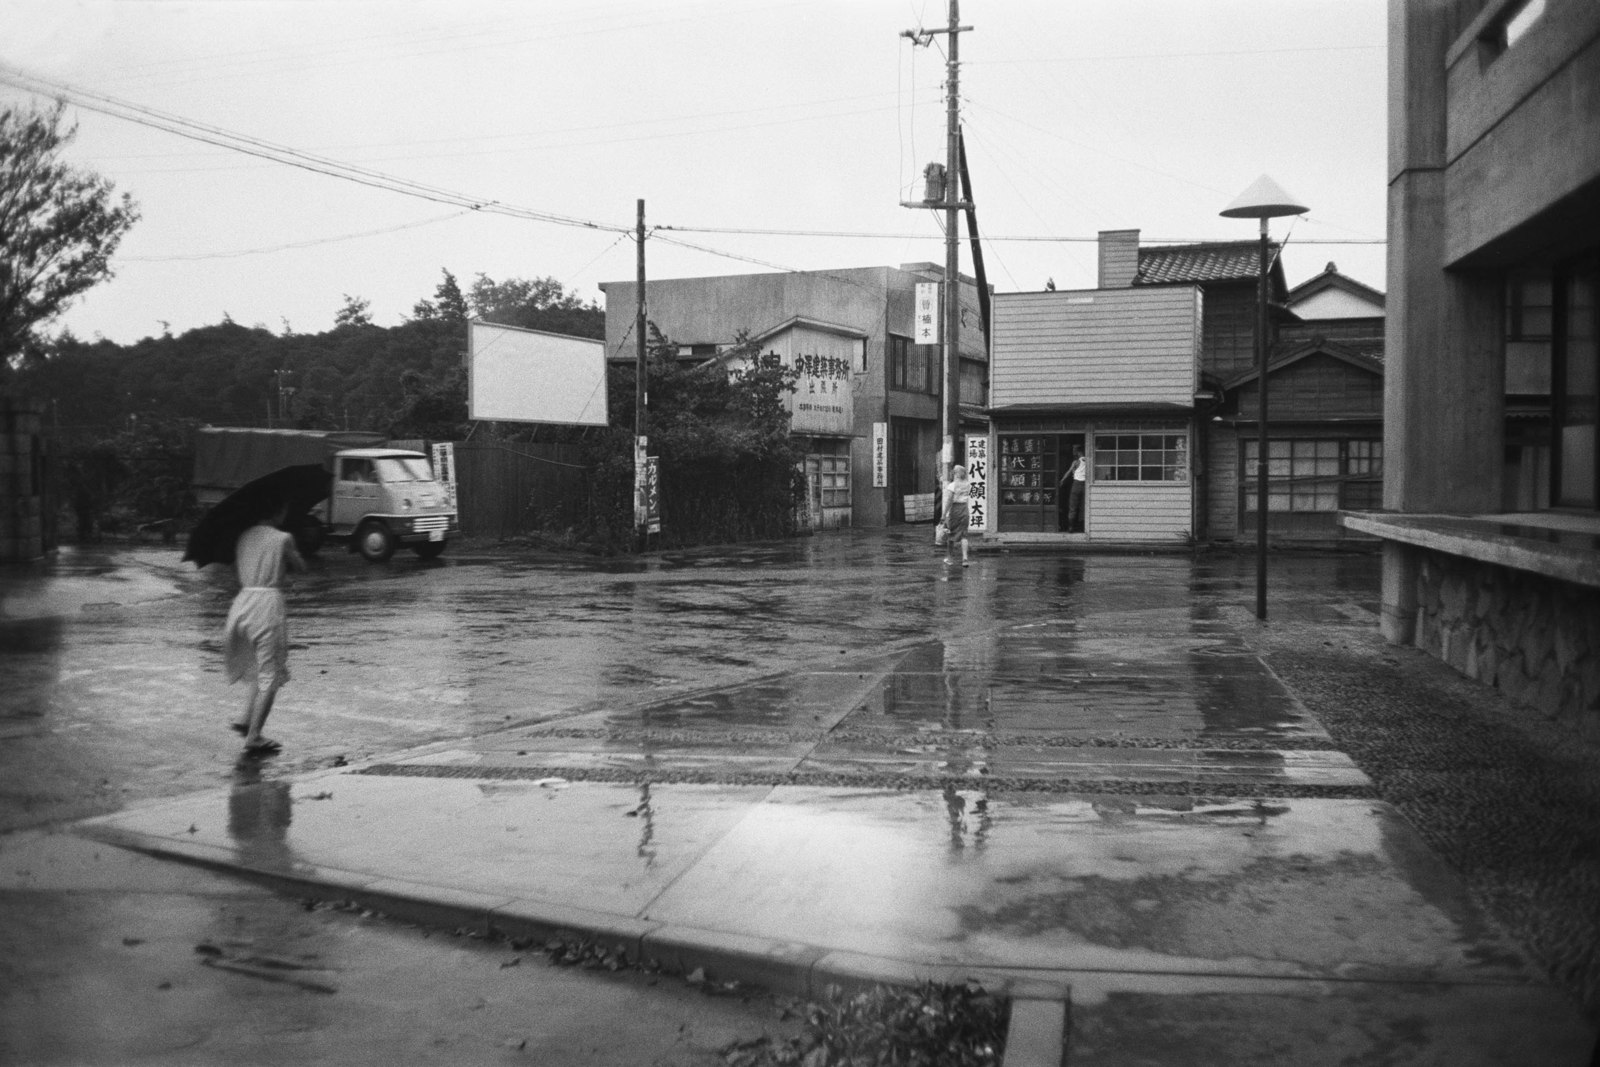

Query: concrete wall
<box><xmin>1442</xmin><ymin>0</ymin><xmax>1600</xmax><ymax>266</ymax></box>
<box><xmin>1385</xmin><ymin>0</ymin><xmax>1505</xmax><ymax>515</ymax></box>
<box><xmin>1413</xmin><ymin>548</ymin><xmax>1600</xmax><ymax>741</ymax></box>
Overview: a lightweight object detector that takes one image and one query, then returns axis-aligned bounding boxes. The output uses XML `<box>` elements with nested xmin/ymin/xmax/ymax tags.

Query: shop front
<box><xmin>988</xmin><ymin>416</ymin><xmax>1195</xmax><ymax>545</ymax></box>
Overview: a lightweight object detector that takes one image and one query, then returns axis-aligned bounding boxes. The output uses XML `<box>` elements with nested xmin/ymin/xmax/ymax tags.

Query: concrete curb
<box><xmin>75</xmin><ymin>821</ymin><xmax>1070</xmax><ymax>1066</ymax></box>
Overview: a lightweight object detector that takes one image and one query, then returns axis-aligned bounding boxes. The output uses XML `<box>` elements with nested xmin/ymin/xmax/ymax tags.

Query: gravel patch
<box><xmin>1235</xmin><ymin>610</ymin><xmax>1600</xmax><ymax>1024</ymax></box>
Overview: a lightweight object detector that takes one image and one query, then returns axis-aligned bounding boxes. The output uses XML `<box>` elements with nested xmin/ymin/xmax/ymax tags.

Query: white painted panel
<box><xmin>1088</xmin><ymin>483</ymin><xmax>1194</xmax><ymax>543</ymax></box>
<box><xmin>468</xmin><ymin>321</ymin><xmax>608</xmax><ymax>426</ymax></box>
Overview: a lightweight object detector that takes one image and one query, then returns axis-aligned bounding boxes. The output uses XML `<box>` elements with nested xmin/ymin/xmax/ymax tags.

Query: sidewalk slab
<box><xmin>79</xmin><ymin>775</ymin><xmax>1538</xmax><ymax>988</ymax></box>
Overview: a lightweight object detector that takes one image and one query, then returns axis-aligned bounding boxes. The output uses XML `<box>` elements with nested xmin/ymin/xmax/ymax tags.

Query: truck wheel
<box><xmin>411</xmin><ymin>540</ymin><xmax>447</xmax><ymax>560</ymax></box>
<box><xmin>356</xmin><ymin>521</ymin><xmax>396</xmax><ymax>562</ymax></box>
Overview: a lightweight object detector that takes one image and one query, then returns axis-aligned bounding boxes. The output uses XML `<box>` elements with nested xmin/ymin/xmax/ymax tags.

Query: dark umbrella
<box><xmin>183</xmin><ymin>464</ymin><xmax>331</xmax><ymax>568</ymax></box>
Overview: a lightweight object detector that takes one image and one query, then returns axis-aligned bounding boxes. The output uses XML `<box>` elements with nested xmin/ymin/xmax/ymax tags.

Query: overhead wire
<box><xmin>0</xmin><ymin>61</ymin><xmax>629</xmax><ymax>234</ymax></box>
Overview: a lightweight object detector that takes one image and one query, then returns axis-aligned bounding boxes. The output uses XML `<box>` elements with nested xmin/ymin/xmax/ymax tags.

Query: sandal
<box><xmin>229</xmin><ymin>723</ymin><xmax>248</xmax><ymax>736</ymax></box>
<box><xmin>242</xmin><ymin>738</ymin><xmax>282</xmax><ymax>756</ymax></box>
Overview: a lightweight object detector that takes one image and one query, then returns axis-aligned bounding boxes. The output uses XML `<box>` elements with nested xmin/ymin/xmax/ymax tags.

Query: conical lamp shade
<box><xmin>1219</xmin><ymin>174</ymin><xmax>1308</xmax><ymax>219</ymax></box>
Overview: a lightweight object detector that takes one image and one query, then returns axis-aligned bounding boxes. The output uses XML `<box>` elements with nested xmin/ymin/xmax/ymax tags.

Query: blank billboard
<box><xmin>467</xmin><ymin>321</ymin><xmax>609</xmax><ymax>426</ymax></box>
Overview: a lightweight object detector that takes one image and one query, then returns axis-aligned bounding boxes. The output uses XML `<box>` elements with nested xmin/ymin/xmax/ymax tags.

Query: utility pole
<box><xmin>635</xmin><ymin>198</ymin><xmax>648</xmax><ymax>545</ymax></box>
<box><xmin>941</xmin><ymin>0</ymin><xmax>962</xmax><ymax>482</ymax></box>
<box><xmin>902</xmin><ymin>1</ymin><xmax>970</xmax><ymax>482</ymax></box>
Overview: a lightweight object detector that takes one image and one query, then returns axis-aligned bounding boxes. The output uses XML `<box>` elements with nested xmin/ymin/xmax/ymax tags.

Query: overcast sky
<box><xmin>1</xmin><ymin>0</ymin><xmax>1387</xmax><ymax>347</ymax></box>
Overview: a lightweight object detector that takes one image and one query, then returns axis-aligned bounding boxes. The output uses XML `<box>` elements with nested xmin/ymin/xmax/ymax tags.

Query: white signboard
<box><xmin>966</xmin><ymin>436</ymin><xmax>988</xmax><ymax>533</ymax></box>
<box><xmin>872</xmin><ymin>422</ymin><xmax>887</xmax><ymax>488</ymax></box>
<box><xmin>468</xmin><ymin>321</ymin><xmax>608</xmax><ymax>426</ymax></box>
<box><xmin>914</xmin><ymin>282</ymin><xmax>940</xmax><ymax>345</ymax></box>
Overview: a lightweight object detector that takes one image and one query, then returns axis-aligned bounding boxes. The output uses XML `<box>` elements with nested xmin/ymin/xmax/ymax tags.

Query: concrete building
<box><xmin>1342</xmin><ymin>0</ymin><xmax>1600</xmax><ymax>738</ymax></box>
<box><xmin>599</xmin><ymin>264</ymin><xmax>986</xmax><ymax>529</ymax></box>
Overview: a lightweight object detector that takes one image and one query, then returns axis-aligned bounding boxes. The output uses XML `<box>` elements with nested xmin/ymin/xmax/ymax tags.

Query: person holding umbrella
<box><xmin>223</xmin><ymin>496</ymin><xmax>306</xmax><ymax>756</ymax></box>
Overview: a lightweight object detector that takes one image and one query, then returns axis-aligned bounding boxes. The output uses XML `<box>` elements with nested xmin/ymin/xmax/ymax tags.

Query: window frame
<box><xmin>1092</xmin><ymin>432</ymin><xmax>1190</xmax><ymax>483</ymax></box>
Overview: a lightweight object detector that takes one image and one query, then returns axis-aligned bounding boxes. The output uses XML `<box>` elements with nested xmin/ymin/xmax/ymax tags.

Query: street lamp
<box><xmin>1221</xmin><ymin>174</ymin><xmax>1307</xmax><ymax>621</ymax></box>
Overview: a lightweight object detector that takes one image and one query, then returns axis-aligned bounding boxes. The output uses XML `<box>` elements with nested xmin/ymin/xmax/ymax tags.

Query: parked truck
<box><xmin>193</xmin><ymin>427</ymin><xmax>458</xmax><ymax>561</ymax></box>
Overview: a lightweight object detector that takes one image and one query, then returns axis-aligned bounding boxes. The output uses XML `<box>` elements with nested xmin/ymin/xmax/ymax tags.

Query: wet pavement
<box><xmin>5</xmin><ymin>532</ymin><xmax>1599</xmax><ymax>1064</ymax></box>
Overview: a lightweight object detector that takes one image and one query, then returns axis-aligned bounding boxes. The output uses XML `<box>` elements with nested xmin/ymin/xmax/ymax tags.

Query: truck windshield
<box><xmin>374</xmin><ymin>457</ymin><xmax>434</xmax><ymax>483</ymax></box>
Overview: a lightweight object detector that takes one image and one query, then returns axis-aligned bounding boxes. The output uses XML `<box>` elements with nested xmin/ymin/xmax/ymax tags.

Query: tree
<box><xmin>334</xmin><ymin>293</ymin><xmax>372</xmax><ymax>329</ymax></box>
<box><xmin>468</xmin><ymin>273</ymin><xmax>602</xmax><ymax>338</ymax></box>
<box><xmin>0</xmin><ymin>103</ymin><xmax>139</xmax><ymax>365</ymax></box>
<box><xmin>411</xmin><ymin>268</ymin><xmax>467</xmax><ymax>324</ymax></box>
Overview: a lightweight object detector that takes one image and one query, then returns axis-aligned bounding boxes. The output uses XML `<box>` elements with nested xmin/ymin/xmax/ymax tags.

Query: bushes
<box><xmin>529</xmin><ymin>326</ymin><xmax>807</xmax><ymax>552</ymax></box>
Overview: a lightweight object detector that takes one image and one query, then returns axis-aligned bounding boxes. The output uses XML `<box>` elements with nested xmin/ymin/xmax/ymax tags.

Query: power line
<box><xmin>656</xmin><ymin>224</ymin><xmax>1384</xmax><ymax>245</ymax></box>
<box><xmin>125</xmin><ymin>210</ymin><xmax>475</xmax><ymax>261</ymax></box>
<box><xmin>0</xmin><ymin>61</ymin><xmax>629</xmax><ymax>235</ymax></box>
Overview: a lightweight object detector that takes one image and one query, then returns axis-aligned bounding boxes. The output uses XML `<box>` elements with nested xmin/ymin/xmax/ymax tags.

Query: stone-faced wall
<box><xmin>1414</xmin><ymin>549</ymin><xmax>1600</xmax><ymax>741</ymax></box>
<box><xmin>1</xmin><ymin>398</ymin><xmax>47</xmax><ymax>563</ymax></box>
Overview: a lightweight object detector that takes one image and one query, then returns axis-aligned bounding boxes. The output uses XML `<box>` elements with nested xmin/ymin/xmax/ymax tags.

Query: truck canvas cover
<box><xmin>194</xmin><ymin>428</ymin><xmax>387</xmax><ymax>492</ymax></box>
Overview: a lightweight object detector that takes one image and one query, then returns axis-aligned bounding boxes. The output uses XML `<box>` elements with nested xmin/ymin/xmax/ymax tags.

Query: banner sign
<box><xmin>430</xmin><ymin>441</ymin><xmax>457</xmax><ymax>507</ymax></box>
<box><xmin>645</xmin><ymin>456</ymin><xmax>661</xmax><ymax>534</ymax></box>
<box><xmin>634</xmin><ymin>436</ymin><xmax>649</xmax><ymax>530</ymax></box>
<box><xmin>790</xmin><ymin>350</ymin><xmax>852</xmax><ymax>436</ymax></box>
<box><xmin>872</xmin><ymin>422</ymin><xmax>887</xmax><ymax>488</ymax></box>
<box><xmin>965</xmin><ymin>435</ymin><xmax>989</xmax><ymax>533</ymax></box>
<box><xmin>914</xmin><ymin>283</ymin><xmax>940</xmax><ymax>344</ymax></box>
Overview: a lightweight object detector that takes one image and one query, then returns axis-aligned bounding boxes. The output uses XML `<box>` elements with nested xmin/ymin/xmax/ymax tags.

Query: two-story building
<box><xmin>984</xmin><ymin>232</ymin><xmax>1386</xmax><ymax>546</ymax></box>
<box><xmin>599</xmin><ymin>264</ymin><xmax>986</xmax><ymax>528</ymax></box>
<box><xmin>1343</xmin><ymin>0</ymin><xmax>1600</xmax><ymax>738</ymax></box>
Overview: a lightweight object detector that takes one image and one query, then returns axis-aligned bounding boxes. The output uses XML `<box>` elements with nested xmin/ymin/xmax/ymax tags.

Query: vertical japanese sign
<box><xmin>914</xmin><ymin>282</ymin><xmax>940</xmax><ymax>345</ymax></box>
<box><xmin>634</xmin><ymin>435</ymin><xmax>649</xmax><ymax>531</ymax></box>
<box><xmin>430</xmin><ymin>441</ymin><xmax>457</xmax><ymax>507</ymax></box>
<box><xmin>872</xmin><ymin>422</ymin><xmax>887</xmax><ymax>487</ymax></box>
<box><xmin>965</xmin><ymin>435</ymin><xmax>988</xmax><ymax>532</ymax></box>
<box><xmin>645</xmin><ymin>456</ymin><xmax>661</xmax><ymax>534</ymax></box>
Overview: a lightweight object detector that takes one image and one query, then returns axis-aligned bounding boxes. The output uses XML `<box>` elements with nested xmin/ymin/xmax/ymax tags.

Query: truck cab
<box><xmin>325</xmin><ymin>448</ymin><xmax>458</xmax><ymax>561</ymax></box>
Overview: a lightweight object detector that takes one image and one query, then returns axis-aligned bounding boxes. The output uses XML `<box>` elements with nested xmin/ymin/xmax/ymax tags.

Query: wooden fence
<box><xmin>449</xmin><ymin>440</ymin><xmax>591</xmax><ymax>539</ymax></box>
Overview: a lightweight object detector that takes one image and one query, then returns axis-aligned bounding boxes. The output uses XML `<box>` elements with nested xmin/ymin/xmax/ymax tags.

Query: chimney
<box><xmin>1097</xmin><ymin>229</ymin><xmax>1140</xmax><ymax>288</ymax></box>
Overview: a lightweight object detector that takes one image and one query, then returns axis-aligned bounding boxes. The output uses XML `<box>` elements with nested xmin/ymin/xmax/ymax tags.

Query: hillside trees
<box><xmin>468</xmin><ymin>273</ymin><xmax>602</xmax><ymax>338</ymax></box>
<box><xmin>0</xmin><ymin>103</ymin><xmax>139</xmax><ymax>366</ymax></box>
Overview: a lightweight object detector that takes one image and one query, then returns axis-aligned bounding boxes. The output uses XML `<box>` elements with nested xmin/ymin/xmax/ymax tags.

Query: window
<box><xmin>1243</xmin><ymin>439</ymin><xmax>1383</xmax><ymax>512</ymax></box>
<box><xmin>809</xmin><ymin>454</ymin><xmax>851</xmax><ymax>509</ymax></box>
<box><xmin>1507</xmin><ymin>271</ymin><xmax>1555</xmax><ymax>395</ymax></box>
<box><xmin>1481</xmin><ymin>0</ymin><xmax>1545</xmax><ymax>55</ymax></box>
<box><xmin>1555</xmin><ymin>257</ymin><xmax>1598</xmax><ymax>508</ymax></box>
<box><xmin>998</xmin><ymin>435</ymin><xmax>1057</xmax><ymax>506</ymax></box>
<box><xmin>1093</xmin><ymin>433</ymin><xmax>1188</xmax><ymax>482</ymax></box>
<box><xmin>888</xmin><ymin>334</ymin><xmax>937</xmax><ymax>395</ymax></box>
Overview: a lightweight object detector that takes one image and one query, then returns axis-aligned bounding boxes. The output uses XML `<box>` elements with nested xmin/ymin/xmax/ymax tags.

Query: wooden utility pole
<box><xmin>902</xmin><ymin>6</ymin><xmax>971</xmax><ymax>481</ymax></box>
<box><xmin>635</xmin><ymin>199</ymin><xmax>648</xmax><ymax>542</ymax></box>
<box><xmin>941</xmin><ymin>0</ymin><xmax>962</xmax><ymax>481</ymax></box>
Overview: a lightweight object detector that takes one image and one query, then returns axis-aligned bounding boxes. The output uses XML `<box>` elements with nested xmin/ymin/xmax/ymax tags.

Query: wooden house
<box><xmin>983</xmin><ymin>233</ymin><xmax>1385</xmax><ymax>546</ymax></box>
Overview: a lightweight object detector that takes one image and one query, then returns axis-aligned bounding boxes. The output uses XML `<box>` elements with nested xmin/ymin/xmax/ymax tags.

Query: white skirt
<box><xmin>223</xmin><ymin>587</ymin><xmax>290</xmax><ymax>689</ymax></box>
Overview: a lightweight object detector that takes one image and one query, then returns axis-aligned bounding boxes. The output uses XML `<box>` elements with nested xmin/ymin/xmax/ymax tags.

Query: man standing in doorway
<box><xmin>1060</xmin><ymin>446</ymin><xmax>1087</xmax><ymax>533</ymax></box>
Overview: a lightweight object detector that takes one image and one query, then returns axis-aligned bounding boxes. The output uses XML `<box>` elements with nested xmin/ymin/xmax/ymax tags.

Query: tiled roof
<box><xmin>1136</xmin><ymin>242</ymin><xmax>1270</xmax><ymax>284</ymax></box>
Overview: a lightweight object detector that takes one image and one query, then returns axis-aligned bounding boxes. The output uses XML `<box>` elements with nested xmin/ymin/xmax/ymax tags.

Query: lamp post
<box><xmin>1220</xmin><ymin>174</ymin><xmax>1307</xmax><ymax>621</ymax></box>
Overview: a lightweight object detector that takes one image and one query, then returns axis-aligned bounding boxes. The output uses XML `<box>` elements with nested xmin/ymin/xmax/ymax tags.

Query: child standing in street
<box><xmin>942</xmin><ymin>464</ymin><xmax>972</xmax><ymax>568</ymax></box>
